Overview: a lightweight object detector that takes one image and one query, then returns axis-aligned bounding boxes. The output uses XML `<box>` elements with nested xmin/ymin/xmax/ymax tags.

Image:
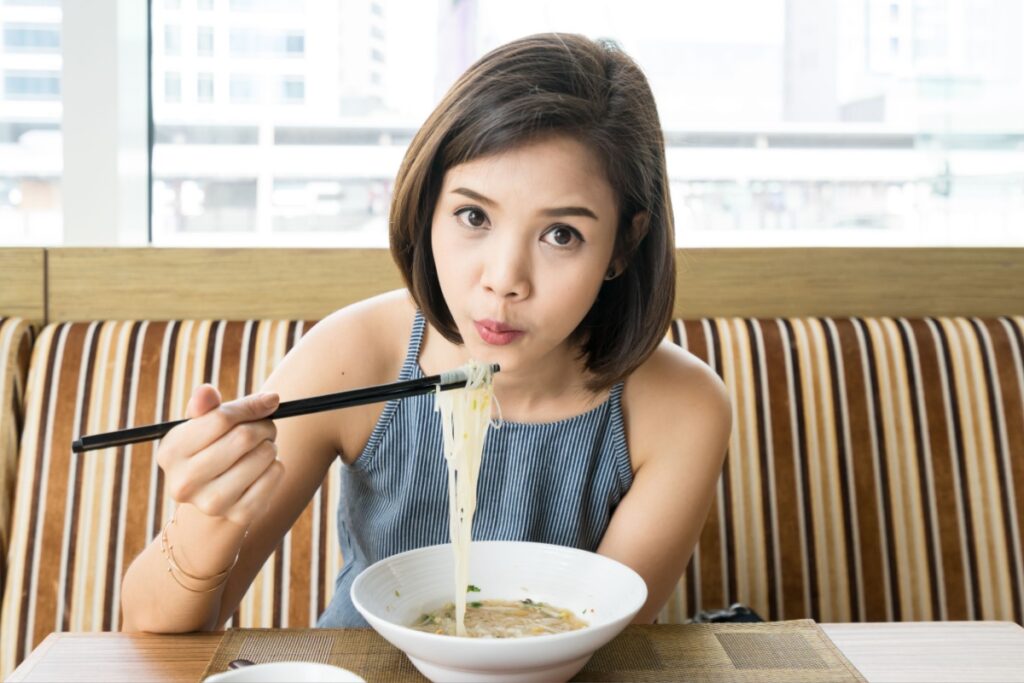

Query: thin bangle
<box><xmin>160</xmin><ymin>527</ymin><xmax>228</xmax><ymax>593</ymax></box>
<box><xmin>162</xmin><ymin>516</ymin><xmax>232</xmax><ymax>581</ymax></box>
<box><xmin>160</xmin><ymin>510</ymin><xmax>245</xmax><ymax>591</ymax></box>
<box><xmin>162</xmin><ymin>560</ymin><xmax>228</xmax><ymax>594</ymax></box>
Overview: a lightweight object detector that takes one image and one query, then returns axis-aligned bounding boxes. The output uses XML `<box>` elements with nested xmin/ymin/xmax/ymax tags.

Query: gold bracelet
<box><xmin>162</xmin><ymin>560</ymin><xmax>227</xmax><ymax>594</ymax></box>
<box><xmin>162</xmin><ymin>515</ymin><xmax>233</xmax><ymax>581</ymax></box>
<box><xmin>160</xmin><ymin>510</ymin><xmax>243</xmax><ymax>593</ymax></box>
<box><xmin>160</xmin><ymin>529</ymin><xmax>226</xmax><ymax>593</ymax></box>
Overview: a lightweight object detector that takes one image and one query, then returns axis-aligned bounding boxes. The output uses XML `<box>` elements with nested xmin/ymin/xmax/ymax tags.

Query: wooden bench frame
<box><xmin>3</xmin><ymin>247</ymin><xmax>1023</xmax><ymax>324</ymax></box>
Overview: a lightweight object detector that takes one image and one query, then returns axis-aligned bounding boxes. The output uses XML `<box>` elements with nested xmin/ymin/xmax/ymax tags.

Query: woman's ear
<box><xmin>629</xmin><ymin>211</ymin><xmax>650</xmax><ymax>247</ymax></box>
<box><xmin>607</xmin><ymin>212</ymin><xmax>650</xmax><ymax>279</ymax></box>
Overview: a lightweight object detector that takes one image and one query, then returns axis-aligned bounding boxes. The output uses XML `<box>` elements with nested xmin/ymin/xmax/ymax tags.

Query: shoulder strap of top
<box><xmin>399</xmin><ymin>310</ymin><xmax>427</xmax><ymax>380</ymax></box>
<box><xmin>606</xmin><ymin>381</ymin><xmax>633</xmax><ymax>491</ymax></box>
<box><xmin>356</xmin><ymin>310</ymin><xmax>427</xmax><ymax>462</ymax></box>
<box><xmin>607</xmin><ymin>381</ymin><xmax>626</xmax><ymax>436</ymax></box>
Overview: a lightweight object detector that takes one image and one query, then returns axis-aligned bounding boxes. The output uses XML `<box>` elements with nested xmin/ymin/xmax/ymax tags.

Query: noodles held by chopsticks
<box><xmin>435</xmin><ymin>361</ymin><xmax>497</xmax><ymax>636</ymax></box>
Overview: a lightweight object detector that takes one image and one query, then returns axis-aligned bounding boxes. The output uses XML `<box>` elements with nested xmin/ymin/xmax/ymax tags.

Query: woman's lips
<box><xmin>474</xmin><ymin>320</ymin><xmax>525</xmax><ymax>346</ymax></box>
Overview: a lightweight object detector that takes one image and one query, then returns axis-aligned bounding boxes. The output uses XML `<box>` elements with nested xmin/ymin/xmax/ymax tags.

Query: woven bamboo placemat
<box><xmin>200</xmin><ymin>619</ymin><xmax>866</xmax><ymax>682</ymax></box>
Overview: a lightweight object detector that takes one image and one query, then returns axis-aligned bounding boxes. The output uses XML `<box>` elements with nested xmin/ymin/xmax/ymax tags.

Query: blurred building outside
<box><xmin>1</xmin><ymin>0</ymin><xmax>1022</xmax><ymax>247</ymax></box>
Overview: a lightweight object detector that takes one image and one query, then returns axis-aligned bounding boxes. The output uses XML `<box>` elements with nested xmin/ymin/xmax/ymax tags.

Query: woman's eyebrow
<box><xmin>451</xmin><ymin>187</ymin><xmax>599</xmax><ymax>220</ymax></box>
<box><xmin>542</xmin><ymin>206</ymin><xmax>599</xmax><ymax>220</ymax></box>
<box><xmin>452</xmin><ymin>187</ymin><xmax>497</xmax><ymax>206</ymax></box>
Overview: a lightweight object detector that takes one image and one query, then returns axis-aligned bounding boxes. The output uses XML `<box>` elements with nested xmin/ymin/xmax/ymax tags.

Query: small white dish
<box><xmin>203</xmin><ymin>661</ymin><xmax>366</xmax><ymax>683</ymax></box>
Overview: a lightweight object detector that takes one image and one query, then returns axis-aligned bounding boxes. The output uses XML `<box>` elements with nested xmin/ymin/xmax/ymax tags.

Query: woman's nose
<box><xmin>480</xmin><ymin>240</ymin><xmax>531</xmax><ymax>300</ymax></box>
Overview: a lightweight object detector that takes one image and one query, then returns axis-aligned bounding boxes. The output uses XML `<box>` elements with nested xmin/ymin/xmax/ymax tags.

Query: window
<box><xmin>228</xmin><ymin>74</ymin><xmax>258</xmax><ymax>103</ymax></box>
<box><xmin>3</xmin><ymin>24</ymin><xmax>61</xmax><ymax>52</ymax></box>
<box><xmin>197</xmin><ymin>26</ymin><xmax>214</xmax><ymax>56</ymax></box>
<box><xmin>197</xmin><ymin>72</ymin><xmax>214</xmax><ymax>102</ymax></box>
<box><xmin>164</xmin><ymin>25</ymin><xmax>181</xmax><ymax>56</ymax></box>
<box><xmin>272</xmin><ymin>179</ymin><xmax>390</xmax><ymax>232</ymax></box>
<box><xmin>228</xmin><ymin>29</ymin><xmax>256</xmax><ymax>56</ymax></box>
<box><xmin>229</xmin><ymin>0</ymin><xmax>304</xmax><ymax>11</ymax></box>
<box><xmin>284</xmin><ymin>32</ymin><xmax>303</xmax><ymax>56</ymax></box>
<box><xmin>154</xmin><ymin>179</ymin><xmax>258</xmax><ymax>233</ymax></box>
<box><xmin>164</xmin><ymin>72</ymin><xmax>181</xmax><ymax>102</ymax></box>
<box><xmin>4</xmin><ymin>71</ymin><xmax>61</xmax><ymax>99</ymax></box>
<box><xmin>280</xmin><ymin>76</ymin><xmax>303</xmax><ymax>103</ymax></box>
<box><xmin>148</xmin><ymin>0</ymin><xmax>1024</xmax><ymax>247</ymax></box>
<box><xmin>1</xmin><ymin>1</ymin><xmax>62</xmax><ymax>246</ymax></box>
<box><xmin>229</xmin><ymin>29</ymin><xmax>303</xmax><ymax>57</ymax></box>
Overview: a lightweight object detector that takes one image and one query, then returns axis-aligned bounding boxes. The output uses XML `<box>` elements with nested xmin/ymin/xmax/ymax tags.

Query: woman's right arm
<box><xmin>120</xmin><ymin>300</ymin><xmax>400</xmax><ymax>633</ymax></box>
<box><xmin>119</xmin><ymin>386</ymin><xmax>288</xmax><ymax>633</ymax></box>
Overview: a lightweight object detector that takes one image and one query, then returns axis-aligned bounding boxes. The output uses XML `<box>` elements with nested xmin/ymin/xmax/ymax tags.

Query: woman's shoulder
<box><xmin>270</xmin><ymin>289</ymin><xmax>418</xmax><ymax>397</ymax></box>
<box><xmin>302</xmin><ymin>288</ymin><xmax>418</xmax><ymax>380</ymax></box>
<box><xmin>314</xmin><ymin>288</ymin><xmax>418</xmax><ymax>344</ymax></box>
<box><xmin>620</xmin><ymin>340</ymin><xmax>732</xmax><ymax>471</ymax></box>
<box><xmin>264</xmin><ymin>289</ymin><xmax>419</xmax><ymax>459</ymax></box>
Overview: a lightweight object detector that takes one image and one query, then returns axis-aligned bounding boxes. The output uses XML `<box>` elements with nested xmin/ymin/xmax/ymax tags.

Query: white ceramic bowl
<box><xmin>203</xmin><ymin>661</ymin><xmax>365</xmax><ymax>682</ymax></box>
<box><xmin>350</xmin><ymin>541</ymin><xmax>647</xmax><ymax>683</ymax></box>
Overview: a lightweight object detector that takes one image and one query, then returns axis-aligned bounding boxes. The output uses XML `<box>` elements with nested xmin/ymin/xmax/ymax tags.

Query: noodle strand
<box><xmin>435</xmin><ymin>361</ymin><xmax>495</xmax><ymax>636</ymax></box>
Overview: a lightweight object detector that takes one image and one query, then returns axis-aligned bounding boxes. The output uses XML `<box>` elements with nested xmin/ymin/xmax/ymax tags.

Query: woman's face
<box><xmin>431</xmin><ymin>135</ymin><xmax>619</xmax><ymax>375</ymax></box>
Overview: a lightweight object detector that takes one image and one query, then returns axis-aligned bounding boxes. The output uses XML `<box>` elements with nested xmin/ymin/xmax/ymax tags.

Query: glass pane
<box><xmin>0</xmin><ymin>0</ymin><xmax>63</xmax><ymax>245</ymax></box>
<box><xmin>197</xmin><ymin>26</ymin><xmax>213</xmax><ymax>56</ymax></box>
<box><xmin>150</xmin><ymin>0</ymin><xmax>1024</xmax><ymax>247</ymax></box>
<box><xmin>151</xmin><ymin>0</ymin><xmax>406</xmax><ymax>245</ymax></box>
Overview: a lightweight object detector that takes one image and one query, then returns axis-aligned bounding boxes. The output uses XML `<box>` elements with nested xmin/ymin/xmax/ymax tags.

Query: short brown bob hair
<box><xmin>390</xmin><ymin>32</ymin><xmax>675</xmax><ymax>391</ymax></box>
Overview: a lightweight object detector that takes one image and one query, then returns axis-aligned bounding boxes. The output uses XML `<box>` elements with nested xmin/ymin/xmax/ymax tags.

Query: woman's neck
<box><xmin>490</xmin><ymin>361</ymin><xmax>599</xmax><ymax>421</ymax></box>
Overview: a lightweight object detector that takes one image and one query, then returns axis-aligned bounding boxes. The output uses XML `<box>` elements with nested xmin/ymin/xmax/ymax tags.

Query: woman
<box><xmin>121</xmin><ymin>32</ymin><xmax>731</xmax><ymax>632</ymax></box>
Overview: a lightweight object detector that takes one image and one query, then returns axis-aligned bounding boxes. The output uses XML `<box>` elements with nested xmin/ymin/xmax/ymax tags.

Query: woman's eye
<box><xmin>543</xmin><ymin>225</ymin><xmax>583</xmax><ymax>247</ymax></box>
<box><xmin>455</xmin><ymin>207</ymin><xmax>489</xmax><ymax>229</ymax></box>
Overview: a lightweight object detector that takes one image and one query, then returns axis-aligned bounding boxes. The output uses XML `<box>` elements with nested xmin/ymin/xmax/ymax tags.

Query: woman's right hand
<box><xmin>157</xmin><ymin>384</ymin><xmax>285</xmax><ymax>529</ymax></box>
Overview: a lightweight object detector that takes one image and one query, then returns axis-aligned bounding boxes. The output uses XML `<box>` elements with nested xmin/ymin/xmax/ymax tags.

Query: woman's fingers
<box><xmin>157</xmin><ymin>384</ymin><xmax>284</xmax><ymax>527</ymax></box>
<box><xmin>224</xmin><ymin>459</ymin><xmax>286</xmax><ymax>527</ymax></box>
<box><xmin>166</xmin><ymin>391</ymin><xmax>280</xmax><ymax>460</ymax></box>
<box><xmin>159</xmin><ymin>385</ymin><xmax>281</xmax><ymax>509</ymax></box>
<box><xmin>186</xmin><ymin>383</ymin><xmax>222</xmax><ymax>419</ymax></box>
<box><xmin>177</xmin><ymin>418</ymin><xmax>278</xmax><ymax>495</ymax></box>
<box><xmin>190</xmin><ymin>438</ymin><xmax>280</xmax><ymax>519</ymax></box>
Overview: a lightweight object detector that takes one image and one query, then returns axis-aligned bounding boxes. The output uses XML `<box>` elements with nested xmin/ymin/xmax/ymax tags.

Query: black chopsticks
<box><xmin>72</xmin><ymin>363</ymin><xmax>499</xmax><ymax>453</ymax></box>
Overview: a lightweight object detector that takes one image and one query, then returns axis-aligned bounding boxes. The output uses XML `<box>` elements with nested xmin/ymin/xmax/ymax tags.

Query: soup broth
<box><xmin>411</xmin><ymin>598</ymin><xmax>588</xmax><ymax>638</ymax></box>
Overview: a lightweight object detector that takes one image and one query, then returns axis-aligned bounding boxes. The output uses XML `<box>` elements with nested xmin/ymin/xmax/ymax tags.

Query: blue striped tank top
<box><xmin>317</xmin><ymin>310</ymin><xmax>633</xmax><ymax>627</ymax></box>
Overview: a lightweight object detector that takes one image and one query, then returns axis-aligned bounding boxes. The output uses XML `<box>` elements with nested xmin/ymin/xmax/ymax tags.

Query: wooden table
<box><xmin>8</xmin><ymin>622</ymin><xmax>1024</xmax><ymax>683</ymax></box>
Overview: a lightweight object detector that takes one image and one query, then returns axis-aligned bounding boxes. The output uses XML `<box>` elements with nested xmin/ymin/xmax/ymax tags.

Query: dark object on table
<box><xmin>690</xmin><ymin>602</ymin><xmax>765</xmax><ymax>623</ymax></box>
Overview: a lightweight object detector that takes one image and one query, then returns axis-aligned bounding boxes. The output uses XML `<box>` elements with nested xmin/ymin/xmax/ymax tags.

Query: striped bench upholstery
<box><xmin>0</xmin><ymin>317</ymin><xmax>35</xmax><ymax>600</ymax></box>
<box><xmin>662</xmin><ymin>317</ymin><xmax>1024</xmax><ymax>626</ymax></box>
<box><xmin>0</xmin><ymin>320</ymin><xmax>338</xmax><ymax>676</ymax></box>
<box><xmin>2</xmin><ymin>316</ymin><xmax>1023</xmax><ymax>674</ymax></box>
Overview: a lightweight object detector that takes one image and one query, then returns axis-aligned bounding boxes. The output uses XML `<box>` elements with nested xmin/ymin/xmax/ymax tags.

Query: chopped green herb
<box><xmin>467</xmin><ymin>584</ymin><xmax>481</xmax><ymax>593</ymax></box>
<box><xmin>521</xmin><ymin>598</ymin><xmax>534</xmax><ymax>605</ymax></box>
<box><xmin>394</xmin><ymin>590</ymin><xmax>400</xmax><ymax>597</ymax></box>
<box><xmin>469</xmin><ymin>601</ymin><xmax>482</xmax><ymax>608</ymax></box>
